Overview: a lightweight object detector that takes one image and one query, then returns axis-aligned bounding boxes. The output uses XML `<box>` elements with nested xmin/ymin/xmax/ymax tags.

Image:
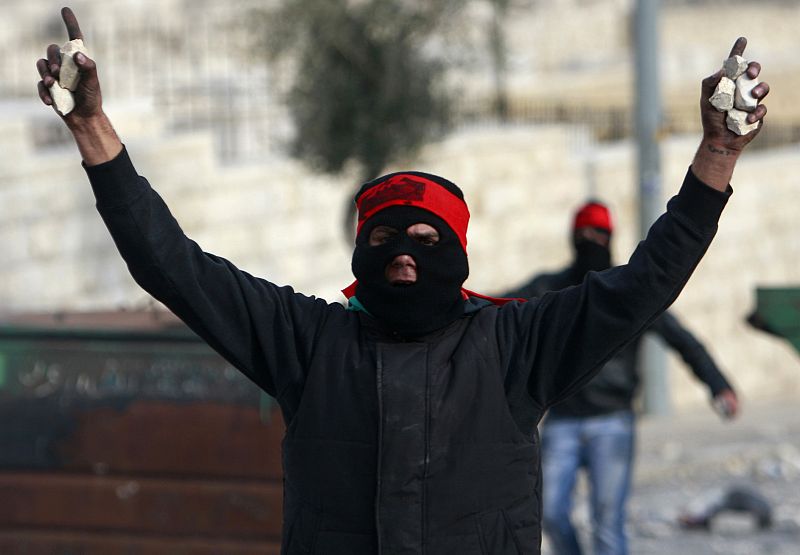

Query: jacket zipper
<box><xmin>374</xmin><ymin>346</ymin><xmax>384</xmax><ymax>555</ymax></box>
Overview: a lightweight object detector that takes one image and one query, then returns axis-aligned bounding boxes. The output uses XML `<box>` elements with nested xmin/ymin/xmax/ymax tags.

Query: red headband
<box><xmin>573</xmin><ymin>202</ymin><xmax>612</xmax><ymax>233</ymax></box>
<box><xmin>356</xmin><ymin>174</ymin><xmax>470</xmax><ymax>252</ymax></box>
<box><xmin>344</xmin><ymin>174</ymin><xmax>524</xmax><ymax>306</ymax></box>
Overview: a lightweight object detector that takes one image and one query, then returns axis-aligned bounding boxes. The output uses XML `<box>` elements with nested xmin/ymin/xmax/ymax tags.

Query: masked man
<box><xmin>505</xmin><ymin>201</ymin><xmax>739</xmax><ymax>555</ymax></box>
<box><xmin>37</xmin><ymin>8</ymin><xmax>768</xmax><ymax>554</ymax></box>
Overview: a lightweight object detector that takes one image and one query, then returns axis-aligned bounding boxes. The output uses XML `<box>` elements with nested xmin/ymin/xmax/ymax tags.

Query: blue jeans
<box><xmin>541</xmin><ymin>410</ymin><xmax>635</xmax><ymax>555</ymax></box>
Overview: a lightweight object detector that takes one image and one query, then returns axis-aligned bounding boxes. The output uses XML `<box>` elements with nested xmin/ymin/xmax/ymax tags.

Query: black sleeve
<box><xmin>502</xmin><ymin>274</ymin><xmax>551</xmax><ymax>300</ymax></box>
<box><xmin>497</xmin><ymin>167</ymin><xmax>732</xmax><ymax>411</ymax></box>
<box><xmin>84</xmin><ymin>147</ymin><xmax>335</xmax><ymax>402</ymax></box>
<box><xmin>650</xmin><ymin>311</ymin><xmax>733</xmax><ymax>396</ymax></box>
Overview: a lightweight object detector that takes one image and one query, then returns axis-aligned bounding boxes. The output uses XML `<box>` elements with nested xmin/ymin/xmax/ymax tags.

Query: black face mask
<box><xmin>572</xmin><ymin>240</ymin><xmax>612</xmax><ymax>281</ymax></box>
<box><xmin>351</xmin><ymin>206</ymin><xmax>469</xmax><ymax>336</ymax></box>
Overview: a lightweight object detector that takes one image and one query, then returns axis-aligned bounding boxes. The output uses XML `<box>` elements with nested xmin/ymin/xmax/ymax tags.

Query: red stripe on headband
<box><xmin>356</xmin><ymin>174</ymin><xmax>470</xmax><ymax>251</ymax></box>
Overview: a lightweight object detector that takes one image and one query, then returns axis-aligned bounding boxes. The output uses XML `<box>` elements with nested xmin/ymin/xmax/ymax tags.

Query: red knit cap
<box><xmin>573</xmin><ymin>201</ymin><xmax>613</xmax><ymax>233</ymax></box>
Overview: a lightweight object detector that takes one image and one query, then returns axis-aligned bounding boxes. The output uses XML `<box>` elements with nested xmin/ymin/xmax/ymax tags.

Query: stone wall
<box><xmin>2</xmin><ymin>103</ymin><xmax>797</xmax><ymax>410</ymax></box>
<box><xmin>3</xmin><ymin>0</ymin><xmax>799</xmax><ymax>411</ymax></box>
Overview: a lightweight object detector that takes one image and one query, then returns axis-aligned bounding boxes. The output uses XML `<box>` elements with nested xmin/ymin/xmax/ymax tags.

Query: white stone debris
<box><xmin>50</xmin><ymin>38</ymin><xmax>89</xmax><ymax>116</ymax></box>
<box><xmin>49</xmin><ymin>81</ymin><xmax>75</xmax><ymax>116</ymax></box>
<box><xmin>710</xmin><ymin>77</ymin><xmax>735</xmax><ymax>112</ymax></box>
<box><xmin>726</xmin><ymin>108</ymin><xmax>759</xmax><ymax>136</ymax></box>
<box><xmin>723</xmin><ymin>55</ymin><xmax>748</xmax><ymax>80</ymax></box>
<box><xmin>59</xmin><ymin>39</ymin><xmax>87</xmax><ymax>91</ymax></box>
<box><xmin>708</xmin><ymin>56</ymin><xmax>760</xmax><ymax>135</ymax></box>
<box><xmin>735</xmin><ymin>73</ymin><xmax>760</xmax><ymax>112</ymax></box>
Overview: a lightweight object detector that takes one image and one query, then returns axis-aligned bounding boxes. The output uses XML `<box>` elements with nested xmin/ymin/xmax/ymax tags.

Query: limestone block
<box><xmin>723</xmin><ymin>55</ymin><xmax>747</xmax><ymax>80</ymax></box>
<box><xmin>49</xmin><ymin>82</ymin><xmax>75</xmax><ymax>116</ymax></box>
<box><xmin>726</xmin><ymin>108</ymin><xmax>759</xmax><ymax>136</ymax></box>
<box><xmin>734</xmin><ymin>74</ymin><xmax>760</xmax><ymax>112</ymax></box>
<box><xmin>59</xmin><ymin>39</ymin><xmax>87</xmax><ymax>91</ymax></box>
<box><xmin>709</xmin><ymin>77</ymin><xmax>735</xmax><ymax>112</ymax></box>
<box><xmin>49</xmin><ymin>39</ymin><xmax>89</xmax><ymax>116</ymax></box>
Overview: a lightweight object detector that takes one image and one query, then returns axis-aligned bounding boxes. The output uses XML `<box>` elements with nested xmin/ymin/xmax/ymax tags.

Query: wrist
<box><xmin>66</xmin><ymin>111</ymin><xmax>123</xmax><ymax>166</ymax></box>
<box><xmin>691</xmin><ymin>139</ymin><xmax>741</xmax><ymax>192</ymax></box>
<box><xmin>66</xmin><ymin>111</ymin><xmax>110</xmax><ymax>134</ymax></box>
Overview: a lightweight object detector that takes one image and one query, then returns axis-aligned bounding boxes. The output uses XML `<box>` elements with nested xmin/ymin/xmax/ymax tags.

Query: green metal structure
<box><xmin>752</xmin><ymin>286</ymin><xmax>800</xmax><ymax>356</ymax></box>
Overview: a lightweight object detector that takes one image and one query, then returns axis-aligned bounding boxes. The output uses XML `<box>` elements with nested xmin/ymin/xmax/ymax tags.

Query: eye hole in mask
<box><xmin>367</xmin><ymin>224</ymin><xmax>441</xmax><ymax>248</ymax></box>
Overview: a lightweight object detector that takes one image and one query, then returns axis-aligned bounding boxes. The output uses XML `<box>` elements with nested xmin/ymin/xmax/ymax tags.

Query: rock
<box><xmin>709</xmin><ymin>77</ymin><xmax>735</xmax><ymax>111</ymax></box>
<box><xmin>734</xmin><ymin>74</ymin><xmax>760</xmax><ymax>112</ymax></box>
<box><xmin>726</xmin><ymin>108</ymin><xmax>759</xmax><ymax>136</ymax></box>
<box><xmin>49</xmin><ymin>82</ymin><xmax>75</xmax><ymax>116</ymax></box>
<box><xmin>59</xmin><ymin>38</ymin><xmax>88</xmax><ymax>92</ymax></box>
<box><xmin>723</xmin><ymin>55</ymin><xmax>748</xmax><ymax>80</ymax></box>
<box><xmin>47</xmin><ymin>39</ymin><xmax>89</xmax><ymax>116</ymax></box>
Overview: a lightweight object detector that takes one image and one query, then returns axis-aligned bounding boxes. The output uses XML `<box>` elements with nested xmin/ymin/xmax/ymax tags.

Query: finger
<box><xmin>73</xmin><ymin>52</ymin><xmax>98</xmax><ymax>86</ymax></box>
<box><xmin>36</xmin><ymin>58</ymin><xmax>49</xmax><ymax>78</ymax></box>
<box><xmin>38</xmin><ymin>80</ymin><xmax>53</xmax><ymax>106</ymax></box>
<box><xmin>752</xmin><ymin>81</ymin><xmax>770</xmax><ymax>101</ymax></box>
<box><xmin>36</xmin><ymin>59</ymin><xmax>56</xmax><ymax>88</ymax></box>
<box><xmin>701</xmin><ymin>68</ymin><xmax>723</xmax><ymax>97</ymax></box>
<box><xmin>47</xmin><ymin>44</ymin><xmax>61</xmax><ymax>77</ymax></box>
<box><xmin>746</xmin><ymin>61</ymin><xmax>761</xmax><ymax>79</ymax></box>
<box><xmin>61</xmin><ymin>7</ymin><xmax>84</xmax><ymax>41</ymax></box>
<box><xmin>747</xmin><ymin>104</ymin><xmax>767</xmax><ymax>124</ymax></box>
<box><xmin>728</xmin><ymin>36</ymin><xmax>747</xmax><ymax>58</ymax></box>
<box><xmin>74</xmin><ymin>52</ymin><xmax>95</xmax><ymax>73</ymax></box>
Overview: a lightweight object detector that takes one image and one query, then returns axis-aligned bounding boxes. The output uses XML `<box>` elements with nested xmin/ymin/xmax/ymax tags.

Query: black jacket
<box><xmin>505</xmin><ymin>268</ymin><xmax>734</xmax><ymax>417</ymax></box>
<box><xmin>86</xmin><ymin>148</ymin><xmax>729</xmax><ymax>554</ymax></box>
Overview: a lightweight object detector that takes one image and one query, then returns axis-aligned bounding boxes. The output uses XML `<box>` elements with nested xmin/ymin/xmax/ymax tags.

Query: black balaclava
<box><xmin>572</xmin><ymin>237</ymin><xmax>612</xmax><ymax>279</ymax></box>
<box><xmin>570</xmin><ymin>200</ymin><xmax>613</xmax><ymax>282</ymax></box>
<box><xmin>350</xmin><ymin>172</ymin><xmax>470</xmax><ymax>336</ymax></box>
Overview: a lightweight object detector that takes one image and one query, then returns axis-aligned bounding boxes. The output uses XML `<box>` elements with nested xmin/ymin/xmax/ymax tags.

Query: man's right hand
<box><xmin>36</xmin><ymin>7</ymin><xmax>121</xmax><ymax>166</ymax></box>
<box><xmin>37</xmin><ymin>7</ymin><xmax>103</xmax><ymax>124</ymax></box>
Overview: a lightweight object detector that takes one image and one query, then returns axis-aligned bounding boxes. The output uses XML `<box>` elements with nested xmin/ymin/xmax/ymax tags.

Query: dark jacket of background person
<box><xmin>505</xmin><ymin>268</ymin><xmax>734</xmax><ymax>417</ymax></box>
<box><xmin>85</xmin><ymin>148</ymin><xmax>728</xmax><ymax>554</ymax></box>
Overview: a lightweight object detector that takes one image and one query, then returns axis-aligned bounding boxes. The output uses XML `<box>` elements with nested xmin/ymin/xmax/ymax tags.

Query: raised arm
<box><xmin>500</xmin><ymin>39</ymin><xmax>768</xmax><ymax>412</ymax></box>
<box><xmin>35</xmin><ymin>8</ymin><xmax>338</xmax><ymax>407</ymax></box>
<box><xmin>36</xmin><ymin>7</ymin><xmax>122</xmax><ymax>165</ymax></box>
<box><xmin>690</xmin><ymin>37</ymin><xmax>768</xmax><ymax>190</ymax></box>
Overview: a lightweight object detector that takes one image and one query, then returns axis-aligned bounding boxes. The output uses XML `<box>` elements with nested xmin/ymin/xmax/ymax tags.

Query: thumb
<box><xmin>74</xmin><ymin>52</ymin><xmax>98</xmax><ymax>83</ymax></box>
<box><xmin>701</xmin><ymin>68</ymin><xmax>724</xmax><ymax>99</ymax></box>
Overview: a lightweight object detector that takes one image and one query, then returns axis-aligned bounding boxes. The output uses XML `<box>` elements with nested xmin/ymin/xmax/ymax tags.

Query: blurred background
<box><xmin>0</xmin><ymin>0</ymin><xmax>798</xmax><ymax>553</ymax></box>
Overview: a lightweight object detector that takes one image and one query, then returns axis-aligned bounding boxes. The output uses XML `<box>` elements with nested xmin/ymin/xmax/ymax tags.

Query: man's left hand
<box><xmin>712</xmin><ymin>388</ymin><xmax>739</xmax><ymax>420</ymax></box>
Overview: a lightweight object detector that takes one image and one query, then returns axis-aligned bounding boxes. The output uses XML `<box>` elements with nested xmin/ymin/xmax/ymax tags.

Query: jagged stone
<box><xmin>709</xmin><ymin>77</ymin><xmax>735</xmax><ymax>112</ymax></box>
<box><xmin>726</xmin><ymin>108</ymin><xmax>759</xmax><ymax>136</ymax></box>
<box><xmin>59</xmin><ymin>38</ymin><xmax>88</xmax><ymax>92</ymax></box>
<box><xmin>735</xmin><ymin>74</ymin><xmax>760</xmax><ymax>112</ymax></box>
<box><xmin>723</xmin><ymin>55</ymin><xmax>748</xmax><ymax>80</ymax></box>
<box><xmin>49</xmin><ymin>82</ymin><xmax>75</xmax><ymax>116</ymax></box>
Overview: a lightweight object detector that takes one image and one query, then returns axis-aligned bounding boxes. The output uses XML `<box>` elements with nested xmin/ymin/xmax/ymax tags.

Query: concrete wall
<box><xmin>2</xmin><ymin>104</ymin><xmax>798</xmax><ymax>410</ymax></box>
<box><xmin>3</xmin><ymin>0</ymin><xmax>799</xmax><ymax>411</ymax></box>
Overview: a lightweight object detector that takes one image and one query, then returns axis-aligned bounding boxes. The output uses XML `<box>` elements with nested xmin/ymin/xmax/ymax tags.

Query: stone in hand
<box><xmin>734</xmin><ymin>73</ymin><xmax>760</xmax><ymax>112</ymax></box>
<box><xmin>709</xmin><ymin>77</ymin><xmax>735</xmax><ymax>112</ymax></box>
<box><xmin>723</xmin><ymin>55</ymin><xmax>748</xmax><ymax>80</ymax></box>
<box><xmin>50</xmin><ymin>38</ymin><xmax>89</xmax><ymax>116</ymax></box>
<box><xmin>59</xmin><ymin>38</ymin><xmax>88</xmax><ymax>92</ymax></box>
<box><xmin>726</xmin><ymin>108</ymin><xmax>759</xmax><ymax>136</ymax></box>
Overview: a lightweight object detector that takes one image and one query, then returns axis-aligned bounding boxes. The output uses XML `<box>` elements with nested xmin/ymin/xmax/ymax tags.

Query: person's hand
<box><xmin>35</xmin><ymin>7</ymin><xmax>120</xmax><ymax>165</ymax></box>
<box><xmin>36</xmin><ymin>7</ymin><xmax>103</xmax><ymax>125</ymax></box>
<box><xmin>700</xmin><ymin>37</ymin><xmax>769</xmax><ymax>154</ymax></box>
<box><xmin>712</xmin><ymin>388</ymin><xmax>739</xmax><ymax>420</ymax></box>
<box><xmin>692</xmin><ymin>37</ymin><xmax>770</xmax><ymax>191</ymax></box>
